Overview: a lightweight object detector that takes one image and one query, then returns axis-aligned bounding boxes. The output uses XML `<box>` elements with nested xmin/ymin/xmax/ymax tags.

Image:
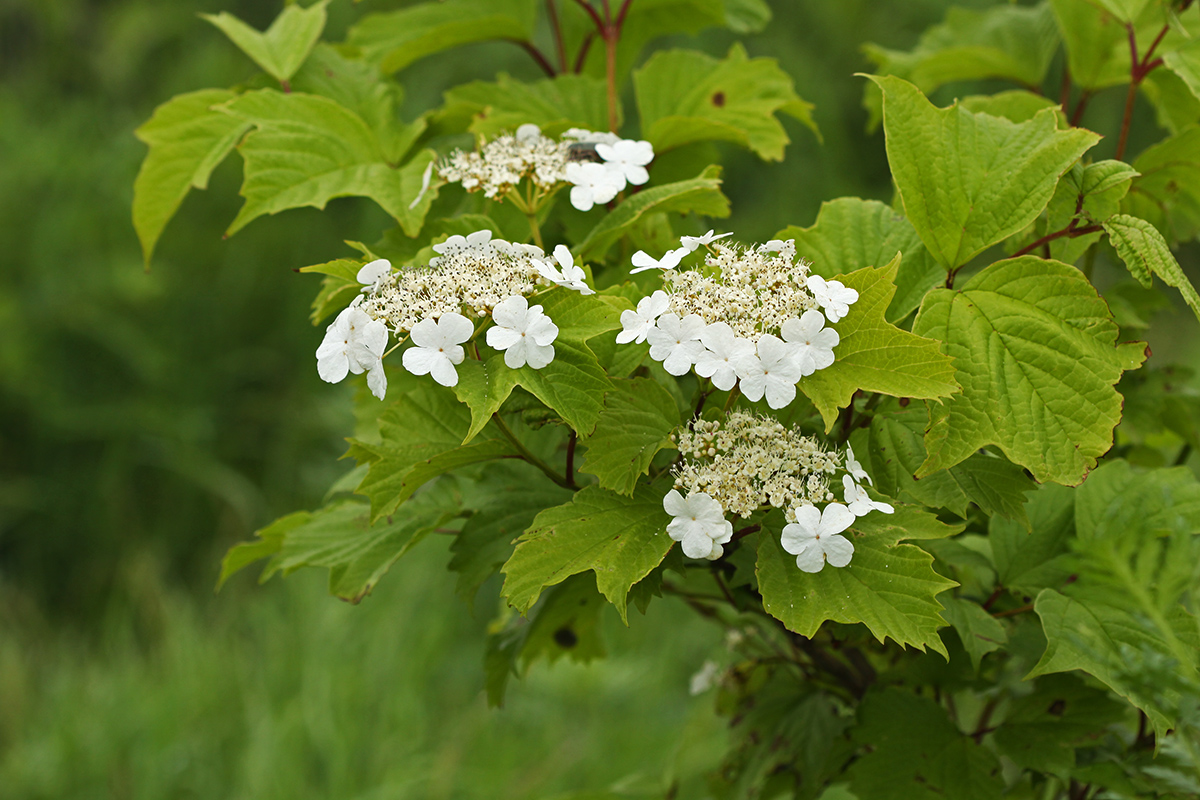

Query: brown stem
<box><xmin>573</xmin><ymin>31</ymin><xmax>596</xmax><ymax>73</ymax></box>
<box><xmin>509</xmin><ymin>39</ymin><xmax>557</xmax><ymax>77</ymax></box>
<box><xmin>991</xmin><ymin>603</ymin><xmax>1033</xmax><ymax>619</ymax></box>
<box><xmin>572</xmin><ymin>0</ymin><xmax>605</xmax><ymax>31</ymax></box>
<box><xmin>972</xmin><ymin>697</ymin><xmax>1000</xmax><ymax>743</ymax></box>
<box><xmin>713</xmin><ymin>572</ymin><xmax>738</xmax><ymax>608</ymax></box>
<box><xmin>615</xmin><ymin>0</ymin><xmax>634</xmax><ymax>29</ymax></box>
<box><xmin>1011</xmin><ymin>223</ymin><xmax>1102</xmax><ymax>258</ymax></box>
<box><xmin>546</xmin><ymin>0</ymin><xmax>568</xmax><ymax>73</ymax></box>
<box><xmin>981</xmin><ymin>586</ymin><xmax>1004</xmax><ymax>611</ymax></box>
<box><xmin>731</xmin><ymin>524</ymin><xmax>760</xmax><ymax>542</ymax></box>
<box><xmin>603</xmin><ymin>26</ymin><xmax>619</xmax><ymax>131</ymax></box>
<box><xmin>565</xmin><ymin>430</ymin><xmax>578</xmax><ymax>487</ymax></box>
<box><xmin>1116</xmin><ymin>78</ymin><xmax>1138</xmax><ymax>161</ymax></box>
<box><xmin>1069</xmin><ymin>91</ymin><xmax>1092</xmax><ymax>126</ymax></box>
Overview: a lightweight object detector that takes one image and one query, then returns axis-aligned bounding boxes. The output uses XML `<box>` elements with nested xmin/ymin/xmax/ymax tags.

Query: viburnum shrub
<box><xmin>134</xmin><ymin>0</ymin><xmax>1200</xmax><ymax>796</ymax></box>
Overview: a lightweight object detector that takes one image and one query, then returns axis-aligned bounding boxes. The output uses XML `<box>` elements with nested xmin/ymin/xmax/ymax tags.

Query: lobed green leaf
<box><xmin>201</xmin><ymin>0</ymin><xmax>329</xmax><ymax>83</ymax></box>
<box><xmin>578</xmin><ymin>378</ymin><xmax>680</xmax><ymax>495</ymax></box>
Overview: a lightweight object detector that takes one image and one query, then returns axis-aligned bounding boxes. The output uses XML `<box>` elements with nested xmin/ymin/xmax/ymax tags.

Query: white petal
<box><xmin>764</xmin><ymin>377</ymin><xmax>797</xmax><ymax>409</ymax></box>
<box><xmin>440</xmin><ymin>312</ymin><xmax>475</xmax><ymax>344</ymax></box>
<box><xmin>429</xmin><ymin>356</ymin><xmax>460</xmax><ymax>386</ymax></box>
<box><xmin>524</xmin><ymin>342</ymin><xmax>555</xmax><ymax>369</ymax></box>
<box><xmin>356</xmin><ymin>258</ymin><xmax>391</xmax><ymax>285</ymax></box>
<box><xmin>487</xmin><ymin>325</ymin><xmax>522</xmax><ymax>351</ymax></box>
<box><xmin>570</xmin><ymin>185</ymin><xmax>594</xmax><ymax>211</ymax></box>
<box><xmin>317</xmin><ymin>352</ymin><xmax>350</xmax><ymax>383</ymax></box>
<box><xmin>502</xmin><ymin>339</ymin><xmax>529</xmax><ymax>368</ymax></box>
<box><xmin>663</xmin><ymin>489</ymin><xmax>688</xmax><ymax>517</ymax></box>
<box><xmin>795</xmin><ymin>545</ymin><xmax>828</xmax><ymax>573</ymax></box>
<box><xmin>366</xmin><ymin>363</ymin><xmax>387</xmax><ymax>400</ymax></box>
<box><xmin>553</xmin><ymin>244</ymin><xmax>574</xmax><ymax>270</ymax></box>
<box><xmin>822</xmin><ymin>534</ymin><xmax>855</xmax><ymax>568</ymax></box>
<box><xmin>402</xmin><ymin>346</ymin><xmax>440</xmax><ymax>376</ymax></box>
<box><xmin>819</xmin><ymin>503</ymin><xmax>856</xmax><ymax>536</ymax></box>
<box><xmin>492</xmin><ymin>295</ymin><xmax>529</xmax><ymax>329</ymax></box>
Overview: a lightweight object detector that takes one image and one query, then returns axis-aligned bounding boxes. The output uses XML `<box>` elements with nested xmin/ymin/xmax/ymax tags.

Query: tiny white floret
<box><xmin>486</xmin><ymin>296</ymin><xmax>558</xmax><ymax>369</ymax></box>
<box><xmin>780</xmin><ymin>309</ymin><xmax>839</xmax><ymax>376</ymax></box>
<box><xmin>616</xmin><ymin>290</ymin><xmax>670</xmax><ymax>344</ymax></box>
<box><xmin>781</xmin><ymin>503</ymin><xmax>856</xmax><ymax>573</ymax></box>
<box><xmin>679</xmin><ymin>230</ymin><xmax>733</xmax><ymax>253</ymax></box>
<box><xmin>807</xmin><ymin>274</ymin><xmax>859</xmax><ymax>323</ymax></box>
<box><xmin>664</xmin><ymin>489</ymin><xmax>734</xmax><ymax>560</ymax></box>
<box><xmin>843</xmin><ymin>475</ymin><xmax>894</xmax><ymax>517</ymax></box>
<box><xmin>401</xmin><ymin>312</ymin><xmax>474</xmax><ymax>387</ymax></box>
<box><xmin>647</xmin><ymin>313</ymin><xmax>706</xmax><ymax>376</ymax></box>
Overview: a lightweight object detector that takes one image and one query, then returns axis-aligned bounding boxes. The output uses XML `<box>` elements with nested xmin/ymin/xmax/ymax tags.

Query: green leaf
<box><xmin>576</xmin><ymin>166</ymin><xmax>730</xmax><ymax>262</ymax></box>
<box><xmin>347</xmin><ymin>0</ymin><xmax>536</xmax><ymax>75</ymax></box>
<box><xmin>132</xmin><ymin>89</ymin><xmax>250</xmax><ymax>266</ymax></box>
<box><xmin>1164</xmin><ymin>38</ymin><xmax>1200</xmax><ymax>102</ymax></box>
<box><xmin>290</xmin><ymin>44</ymin><xmax>421</xmax><ymax>165</ymax></box>
<box><xmin>348</xmin><ymin>383</ymin><xmax>518</xmax><ymax>523</ymax></box>
<box><xmin>779</xmin><ymin>197</ymin><xmax>944</xmax><ymax>323</ymax></box>
<box><xmin>201</xmin><ymin>0</ymin><xmax>329</xmax><ymax>83</ymax></box>
<box><xmin>847</xmin><ymin>689</ymin><xmax>1004</xmax><ymax>800</ymax></box>
<box><xmin>756</xmin><ymin>507</ymin><xmax>961</xmax><ymax>655</ymax></box>
<box><xmin>723</xmin><ymin>0</ymin><xmax>771</xmax><ymax>33</ymax></box>
<box><xmin>439</xmin><ymin>74</ymin><xmax>611</xmax><ymax>138</ymax></box>
<box><xmin>298</xmin><ymin>258</ymin><xmax>361</xmax><ymax>324</ymax></box>
<box><xmin>634</xmin><ymin>43</ymin><xmax>817</xmax><ymax>162</ymax></box>
<box><xmin>1126</xmin><ymin>124</ymin><xmax>1200</xmax><ymax>243</ymax></box>
<box><xmin>449</xmin><ymin>466</ymin><xmax>573</xmax><ymax>603</ymax></box>
<box><xmin>1092</xmin><ymin>0</ymin><xmax>1155</xmax><ymax>22</ymax></box>
<box><xmin>860</xmin><ymin>407</ymin><xmax>1035</xmax><ymax>526</ymax></box>
<box><xmin>912</xmin><ymin>256</ymin><xmax>1148</xmax><ymax>483</ymax></box>
<box><xmin>578</xmin><ymin>378</ymin><xmax>681</xmax><ymax>495</ymax></box>
<box><xmin>959</xmin><ymin>90</ymin><xmax>1061</xmax><ymax>123</ymax></box>
<box><xmin>990</xmin><ymin>483</ymin><xmax>1076</xmax><ymax>597</ymax></box>
<box><xmin>863</xmin><ymin>4</ymin><xmax>1059</xmax><ymax>94</ymax></box>
<box><xmin>797</xmin><ymin>256</ymin><xmax>960</xmax><ymax>431</ymax></box>
<box><xmin>869</xmin><ymin>75</ymin><xmax>1100</xmax><ymax>270</ymax></box>
<box><xmin>1104</xmin><ymin>213</ymin><xmax>1200</xmax><ymax>323</ymax></box>
<box><xmin>501</xmin><ymin>483</ymin><xmax>676</xmax><ymax>623</ymax></box>
<box><xmin>941</xmin><ymin>596</ymin><xmax>1007</xmax><ymax>670</ymax></box>
<box><xmin>217</xmin><ymin>510</ymin><xmax>300</xmax><ymax>588</ymax></box>
<box><xmin>485</xmin><ymin>573</ymin><xmax>608</xmax><ymax>707</ymax></box>
<box><xmin>219</xmin><ymin>90</ymin><xmax>437</xmax><ymax>237</ymax></box>
<box><xmin>452</xmin><ymin>357</ymin><xmax>523</xmax><ymax>445</ymax></box>
<box><xmin>991</xmin><ymin>674</ymin><xmax>1127</xmax><ymax>774</ymax></box>
<box><xmin>1049</xmin><ymin>0</ymin><xmax>1130</xmax><ymax>90</ymax></box>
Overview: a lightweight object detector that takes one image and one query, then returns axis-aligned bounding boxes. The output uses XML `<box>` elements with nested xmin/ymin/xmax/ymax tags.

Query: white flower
<box><xmin>781</xmin><ymin>503</ymin><xmax>856</xmax><ymax>573</ymax></box>
<box><xmin>616</xmin><ymin>290</ymin><xmax>670</xmax><ymax>344</ymax></box>
<box><xmin>780</xmin><ymin>309</ymin><xmax>839</xmax><ymax>376</ymax></box>
<box><xmin>695</xmin><ymin>322</ymin><xmax>757</xmax><ymax>391</ymax></box>
<box><xmin>738</xmin><ymin>334</ymin><xmax>803</xmax><ymax>409</ymax></box>
<box><xmin>806</xmin><ymin>274</ymin><xmax>859</xmax><ymax>323</ymax></box>
<box><xmin>689</xmin><ymin>660</ymin><xmax>721</xmax><ymax>695</ymax></box>
<box><xmin>679</xmin><ymin>230</ymin><xmax>732</xmax><ymax>253</ymax></box>
<box><xmin>401</xmin><ymin>312</ymin><xmax>474</xmax><ymax>387</ymax></box>
<box><xmin>664</xmin><ymin>489</ymin><xmax>734</xmax><ymax>560</ymax></box>
<box><xmin>630</xmin><ymin>247</ymin><xmax>687</xmax><ymax>274</ymax></box>
<box><xmin>647</xmin><ymin>313</ymin><xmax>706</xmax><ymax>376</ymax></box>
<box><xmin>515</xmin><ymin>123</ymin><xmax>542</xmax><ymax>143</ymax></box>
<box><xmin>486</xmin><ymin>296</ymin><xmax>558</xmax><ymax>369</ymax></box>
<box><xmin>843</xmin><ymin>475</ymin><xmax>894</xmax><ymax>517</ymax></box>
<box><xmin>595</xmin><ymin>139</ymin><xmax>654</xmax><ymax>186</ymax></box>
<box><xmin>845</xmin><ymin>444</ymin><xmax>871</xmax><ymax>485</ymax></box>
<box><xmin>430</xmin><ymin>229</ymin><xmax>494</xmax><ymax>265</ymax></box>
<box><xmin>536</xmin><ymin>245</ymin><xmax>594</xmax><ymax>294</ymax></box>
<box><xmin>566</xmin><ymin>161</ymin><xmax>623</xmax><ymax>211</ymax></box>
<box><xmin>316</xmin><ymin>306</ymin><xmax>389</xmax><ymax>400</ymax></box>
<box><xmin>356</xmin><ymin>258</ymin><xmax>391</xmax><ymax>287</ymax></box>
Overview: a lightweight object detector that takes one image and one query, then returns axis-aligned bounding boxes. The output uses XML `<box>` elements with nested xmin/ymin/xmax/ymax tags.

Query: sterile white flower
<box><xmin>845</xmin><ymin>444</ymin><xmax>871</xmax><ymax>485</ymax></box>
<box><xmin>630</xmin><ymin>247</ymin><xmax>687</xmax><ymax>274</ymax></box>
<box><xmin>430</xmin><ymin>229</ymin><xmax>494</xmax><ymax>266</ymax></box>
<box><xmin>536</xmin><ymin>245</ymin><xmax>594</xmax><ymax>294</ymax></box>
<box><xmin>780</xmin><ymin>309</ymin><xmax>839</xmax><ymax>376</ymax></box>
<box><xmin>695</xmin><ymin>322</ymin><xmax>757</xmax><ymax>391</ymax></box>
<box><xmin>738</xmin><ymin>334</ymin><xmax>803</xmax><ymax>409</ymax></box>
<box><xmin>680</xmin><ymin>230</ymin><xmax>733</xmax><ymax>253</ymax></box>
<box><xmin>316</xmin><ymin>306</ymin><xmax>388</xmax><ymax>392</ymax></box>
<box><xmin>806</xmin><ymin>274</ymin><xmax>859</xmax><ymax>323</ymax></box>
<box><xmin>595</xmin><ymin>139</ymin><xmax>654</xmax><ymax>187</ymax></box>
<box><xmin>356</xmin><ymin>258</ymin><xmax>391</xmax><ymax>287</ymax></box>
<box><xmin>689</xmin><ymin>661</ymin><xmax>721</xmax><ymax>695</ymax></box>
<box><xmin>842</xmin><ymin>475</ymin><xmax>894</xmax><ymax>517</ymax></box>
<box><xmin>401</xmin><ymin>312</ymin><xmax>474</xmax><ymax>387</ymax></box>
<box><xmin>664</xmin><ymin>489</ymin><xmax>734</xmax><ymax>560</ymax></box>
<box><xmin>486</xmin><ymin>296</ymin><xmax>558</xmax><ymax>369</ymax></box>
<box><xmin>616</xmin><ymin>290</ymin><xmax>670</xmax><ymax>344</ymax></box>
<box><xmin>647</xmin><ymin>313</ymin><xmax>707</xmax><ymax>376</ymax></box>
<box><xmin>566</xmin><ymin>161</ymin><xmax>623</xmax><ymax>211</ymax></box>
<box><xmin>516</xmin><ymin>123</ymin><xmax>542</xmax><ymax>143</ymax></box>
<box><xmin>780</xmin><ymin>503</ymin><xmax>856</xmax><ymax>573</ymax></box>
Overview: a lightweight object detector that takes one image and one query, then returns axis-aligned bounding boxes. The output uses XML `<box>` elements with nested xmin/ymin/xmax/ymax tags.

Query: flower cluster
<box><xmin>663</xmin><ymin>415</ymin><xmax>893</xmax><ymax>573</ymax></box>
<box><xmin>437</xmin><ymin>124</ymin><xmax>653</xmax><ymax>212</ymax></box>
<box><xmin>315</xmin><ymin>231</ymin><xmax>595</xmax><ymax>395</ymax></box>
<box><xmin>618</xmin><ymin>236</ymin><xmax>859</xmax><ymax>409</ymax></box>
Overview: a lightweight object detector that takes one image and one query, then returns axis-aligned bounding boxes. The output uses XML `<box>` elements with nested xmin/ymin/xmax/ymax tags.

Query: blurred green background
<box><xmin>4</xmin><ymin>0</ymin><xmax>1175</xmax><ymax>796</ymax></box>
